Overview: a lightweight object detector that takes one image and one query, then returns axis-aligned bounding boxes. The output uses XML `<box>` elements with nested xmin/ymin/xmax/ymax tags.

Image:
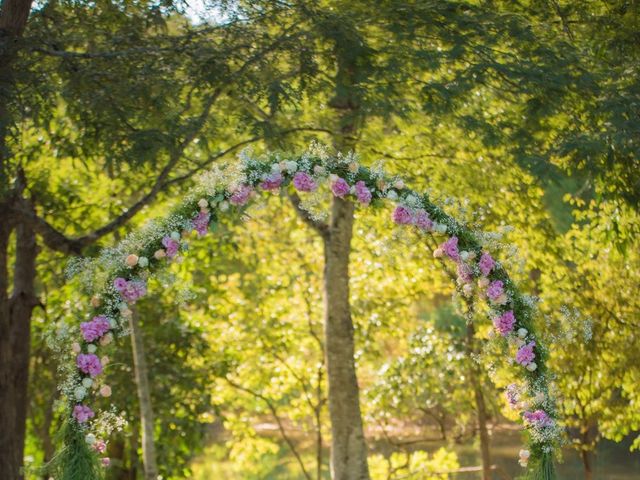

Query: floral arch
<box><xmin>54</xmin><ymin>147</ymin><xmax>561</xmax><ymax>479</ymax></box>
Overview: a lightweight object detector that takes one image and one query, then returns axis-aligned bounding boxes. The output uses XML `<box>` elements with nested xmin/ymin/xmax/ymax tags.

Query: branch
<box><xmin>224</xmin><ymin>377</ymin><xmax>313</xmax><ymax>480</ymax></box>
<box><xmin>288</xmin><ymin>192</ymin><xmax>330</xmax><ymax>240</ymax></box>
<box><xmin>17</xmin><ymin>90</ymin><xmax>221</xmax><ymax>254</ymax></box>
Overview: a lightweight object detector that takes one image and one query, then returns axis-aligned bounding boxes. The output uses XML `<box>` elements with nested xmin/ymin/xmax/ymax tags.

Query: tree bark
<box><xmin>0</xmin><ymin>219</ymin><xmax>18</xmax><ymax>479</ymax></box>
<box><xmin>324</xmin><ymin>197</ymin><xmax>370</xmax><ymax>480</ymax></box>
<box><xmin>10</xmin><ymin>218</ymin><xmax>38</xmax><ymax>477</ymax></box>
<box><xmin>128</xmin><ymin>310</ymin><xmax>159</xmax><ymax>480</ymax></box>
<box><xmin>0</xmin><ymin>2</ymin><xmax>35</xmax><ymax>476</ymax></box>
<box><xmin>581</xmin><ymin>449</ymin><xmax>593</xmax><ymax>480</ymax></box>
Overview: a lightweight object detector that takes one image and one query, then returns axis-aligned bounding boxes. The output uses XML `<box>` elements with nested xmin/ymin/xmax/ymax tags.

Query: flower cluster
<box><xmin>60</xmin><ymin>148</ymin><xmax>558</xmax><ymax>476</ymax></box>
<box><xmin>80</xmin><ymin>316</ymin><xmax>111</xmax><ymax>343</ymax></box>
<box><xmin>113</xmin><ymin>278</ymin><xmax>147</xmax><ymax>304</ymax></box>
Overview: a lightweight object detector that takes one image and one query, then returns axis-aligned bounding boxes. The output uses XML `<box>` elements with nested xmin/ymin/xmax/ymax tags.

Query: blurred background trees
<box><xmin>1</xmin><ymin>0</ymin><xmax>639</xmax><ymax>479</ymax></box>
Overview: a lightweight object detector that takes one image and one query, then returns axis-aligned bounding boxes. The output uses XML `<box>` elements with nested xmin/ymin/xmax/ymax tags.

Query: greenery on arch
<box><xmin>53</xmin><ymin>146</ymin><xmax>562</xmax><ymax>480</ymax></box>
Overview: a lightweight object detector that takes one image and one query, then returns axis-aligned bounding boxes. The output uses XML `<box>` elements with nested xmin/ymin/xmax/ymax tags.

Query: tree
<box><xmin>1</xmin><ymin>2</ymin><xmax>318</xmax><ymax>477</ymax></box>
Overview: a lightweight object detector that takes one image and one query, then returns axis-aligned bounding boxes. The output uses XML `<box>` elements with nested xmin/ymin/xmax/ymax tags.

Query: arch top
<box><xmin>56</xmin><ymin>145</ymin><xmax>561</xmax><ymax>479</ymax></box>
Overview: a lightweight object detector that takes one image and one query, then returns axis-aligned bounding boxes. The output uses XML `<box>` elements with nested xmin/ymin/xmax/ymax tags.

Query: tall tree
<box><xmin>1</xmin><ymin>2</ymin><xmax>315</xmax><ymax>477</ymax></box>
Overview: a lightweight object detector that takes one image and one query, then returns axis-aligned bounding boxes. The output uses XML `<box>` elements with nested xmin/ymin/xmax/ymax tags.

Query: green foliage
<box><xmin>13</xmin><ymin>0</ymin><xmax>640</xmax><ymax>479</ymax></box>
<box><xmin>51</xmin><ymin>421</ymin><xmax>103</xmax><ymax>480</ymax></box>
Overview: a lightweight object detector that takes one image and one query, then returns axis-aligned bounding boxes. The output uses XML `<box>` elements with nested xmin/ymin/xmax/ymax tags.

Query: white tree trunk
<box><xmin>129</xmin><ymin>310</ymin><xmax>158</xmax><ymax>480</ymax></box>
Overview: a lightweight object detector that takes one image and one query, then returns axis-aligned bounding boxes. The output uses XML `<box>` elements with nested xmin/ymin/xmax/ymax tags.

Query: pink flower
<box><xmin>80</xmin><ymin>315</ymin><xmax>111</xmax><ymax>343</ymax></box>
<box><xmin>77</xmin><ymin>353</ymin><xmax>103</xmax><ymax>377</ymax></box>
<box><xmin>516</xmin><ymin>341</ymin><xmax>536</xmax><ymax>366</ymax></box>
<box><xmin>229</xmin><ymin>185</ymin><xmax>253</xmax><ymax>205</ymax></box>
<box><xmin>354</xmin><ymin>181</ymin><xmax>372</xmax><ymax>205</ymax></box>
<box><xmin>493</xmin><ymin>310</ymin><xmax>516</xmax><ymax>336</ymax></box>
<box><xmin>113</xmin><ymin>277</ymin><xmax>127</xmax><ymax>292</ymax></box>
<box><xmin>479</xmin><ymin>252</ymin><xmax>496</xmax><ymax>276</ymax></box>
<box><xmin>162</xmin><ymin>236</ymin><xmax>180</xmax><ymax>258</ymax></box>
<box><xmin>523</xmin><ymin>409</ymin><xmax>553</xmax><ymax>428</ymax></box>
<box><xmin>260</xmin><ymin>173</ymin><xmax>283</xmax><ymax>190</ymax></box>
<box><xmin>73</xmin><ymin>404</ymin><xmax>95</xmax><ymax>423</ymax></box>
<box><xmin>441</xmin><ymin>236</ymin><xmax>460</xmax><ymax>261</ymax></box>
<box><xmin>101</xmin><ymin>458</ymin><xmax>111</xmax><ymax>467</ymax></box>
<box><xmin>413</xmin><ymin>209</ymin><xmax>433</xmax><ymax>230</ymax></box>
<box><xmin>192</xmin><ymin>211</ymin><xmax>210</xmax><ymax>237</ymax></box>
<box><xmin>392</xmin><ymin>205</ymin><xmax>412</xmax><ymax>225</ymax></box>
<box><xmin>457</xmin><ymin>263</ymin><xmax>473</xmax><ymax>284</ymax></box>
<box><xmin>292</xmin><ymin>172</ymin><xmax>317</xmax><ymax>192</ymax></box>
<box><xmin>331</xmin><ymin>177</ymin><xmax>350</xmax><ymax>198</ymax></box>
<box><xmin>93</xmin><ymin>440</ymin><xmax>107</xmax><ymax>453</ymax></box>
<box><xmin>486</xmin><ymin>280</ymin><xmax>504</xmax><ymax>302</ymax></box>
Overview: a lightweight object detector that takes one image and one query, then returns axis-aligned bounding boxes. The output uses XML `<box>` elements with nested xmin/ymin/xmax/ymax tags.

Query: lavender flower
<box><xmin>354</xmin><ymin>181</ymin><xmax>372</xmax><ymax>205</ymax></box>
<box><xmin>260</xmin><ymin>173</ymin><xmax>283</xmax><ymax>190</ymax></box>
<box><xmin>77</xmin><ymin>353</ymin><xmax>103</xmax><ymax>377</ymax></box>
<box><xmin>80</xmin><ymin>315</ymin><xmax>111</xmax><ymax>343</ymax></box>
<box><xmin>192</xmin><ymin>211</ymin><xmax>210</xmax><ymax>237</ymax></box>
<box><xmin>292</xmin><ymin>172</ymin><xmax>317</xmax><ymax>192</ymax></box>
<box><xmin>392</xmin><ymin>205</ymin><xmax>412</xmax><ymax>225</ymax></box>
<box><xmin>73</xmin><ymin>404</ymin><xmax>95</xmax><ymax>423</ymax></box>
<box><xmin>229</xmin><ymin>185</ymin><xmax>253</xmax><ymax>205</ymax></box>
<box><xmin>478</xmin><ymin>252</ymin><xmax>496</xmax><ymax>276</ymax></box>
<box><xmin>442</xmin><ymin>236</ymin><xmax>460</xmax><ymax>261</ymax></box>
<box><xmin>331</xmin><ymin>177</ymin><xmax>350</xmax><ymax>198</ymax></box>
<box><xmin>516</xmin><ymin>341</ymin><xmax>536</xmax><ymax>366</ymax></box>
<box><xmin>493</xmin><ymin>310</ymin><xmax>516</xmax><ymax>336</ymax></box>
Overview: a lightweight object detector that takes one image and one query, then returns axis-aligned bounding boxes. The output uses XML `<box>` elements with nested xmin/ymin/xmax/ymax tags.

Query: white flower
<box><xmin>271</xmin><ymin>163</ymin><xmax>281</xmax><ymax>173</ymax></box>
<box><xmin>404</xmin><ymin>194</ymin><xmax>419</xmax><ymax>206</ymax></box>
<box><xmin>87</xmin><ymin>344</ymin><xmax>97</xmax><ymax>353</ymax></box>
<box><xmin>460</xmin><ymin>251</ymin><xmax>470</xmax><ymax>261</ymax></box>
<box><xmin>518</xmin><ymin>449</ymin><xmax>530</xmax><ymax>467</ymax></box>
<box><xmin>82</xmin><ymin>378</ymin><xmax>93</xmax><ymax>388</ymax></box>
<box><xmin>393</xmin><ymin>179</ymin><xmax>405</xmax><ymax>189</ymax></box>
<box><xmin>436</xmin><ymin>223</ymin><xmax>448</xmax><ymax>234</ymax></box>
<box><xmin>170</xmin><ymin>231</ymin><xmax>181</xmax><ymax>241</ymax></box>
<box><xmin>386</xmin><ymin>190</ymin><xmax>398</xmax><ymax>200</ymax></box>
<box><xmin>526</xmin><ymin>362</ymin><xmax>538</xmax><ymax>372</ymax></box>
<box><xmin>348</xmin><ymin>161</ymin><xmax>359</xmax><ymax>173</ymax></box>
<box><xmin>138</xmin><ymin>256</ymin><xmax>149</xmax><ymax>268</ymax></box>
<box><xmin>517</xmin><ymin>328</ymin><xmax>528</xmax><ymax>338</ymax></box>
<box><xmin>286</xmin><ymin>160</ymin><xmax>298</xmax><ymax>172</ymax></box>
<box><xmin>313</xmin><ymin>165</ymin><xmax>326</xmax><ymax>175</ymax></box>
<box><xmin>197</xmin><ymin>198</ymin><xmax>208</xmax><ymax>209</ymax></box>
<box><xmin>329</xmin><ymin>174</ymin><xmax>338</xmax><ymax>182</ymax></box>
<box><xmin>219</xmin><ymin>201</ymin><xmax>229</xmax><ymax>212</ymax></box>
<box><xmin>85</xmin><ymin>433</ymin><xmax>96</xmax><ymax>445</ymax></box>
<box><xmin>74</xmin><ymin>386</ymin><xmax>87</xmax><ymax>401</ymax></box>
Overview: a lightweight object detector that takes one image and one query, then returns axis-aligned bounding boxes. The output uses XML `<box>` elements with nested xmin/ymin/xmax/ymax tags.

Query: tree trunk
<box><xmin>1</xmin><ymin>3</ymin><xmax>35</xmax><ymax>479</ymax></box>
<box><xmin>323</xmin><ymin>197</ymin><xmax>370</xmax><ymax>480</ymax></box>
<box><xmin>0</xmin><ymin>199</ymin><xmax>38</xmax><ymax>480</ymax></box>
<box><xmin>466</xmin><ymin>322</ymin><xmax>492</xmax><ymax>480</ymax></box>
<box><xmin>128</xmin><ymin>310</ymin><xmax>159</xmax><ymax>480</ymax></box>
<box><xmin>0</xmin><ymin>220</ymin><xmax>18</xmax><ymax>479</ymax></box>
<box><xmin>10</xmin><ymin>219</ymin><xmax>38</xmax><ymax>476</ymax></box>
<box><xmin>581</xmin><ymin>449</ymin><xmax>593</xmax><ymax>480</ymax></box>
